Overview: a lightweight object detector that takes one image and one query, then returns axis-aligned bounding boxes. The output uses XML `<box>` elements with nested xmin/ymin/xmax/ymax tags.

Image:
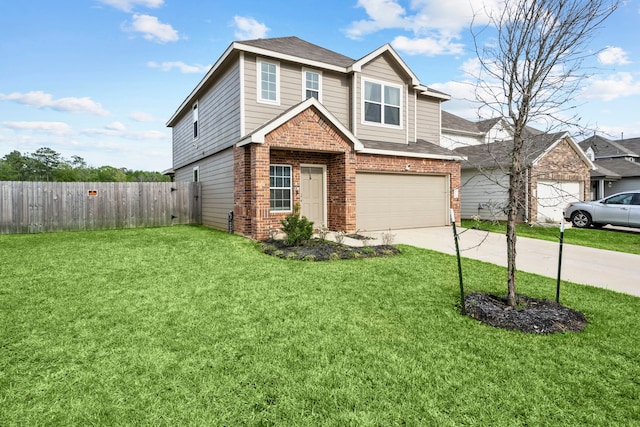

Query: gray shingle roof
<box><xmin>360</xmin><ymin>139</ymin><xmax>463</xmax><ymax>158</ymax></box>
<box><xmin>441</xmin><ymin>111</ymin><xmax>482</xmax><ymax>134</ymax></box>
<box><xmin>593</xmin><ymin>158</ymin><xmax>640</xmax><ymax>178</ymax></box>
<box><xmin>579</xmin><ymin>135</ymin><xmax>639</xmax><ymax>159</ymax></box>
<box><xmin>239</xmin><ymin>36</ymin><xmax>356</xmax><ymax>68</ymax></box>
<box><xmin>453</xmin><ymin>131</ymin><xmax>567</xmax><ymax>169</ymax></box>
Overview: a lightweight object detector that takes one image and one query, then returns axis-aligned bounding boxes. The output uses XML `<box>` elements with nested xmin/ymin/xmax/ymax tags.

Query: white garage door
<box><xmin>537</xmin><ymin>180</ymin><xmax>581</xmax><ymax>222</ymax></box>
<box><xmin>356</xmin><ymin>173</ymin><xmax>449</xmax><ymax>231</ymax></box>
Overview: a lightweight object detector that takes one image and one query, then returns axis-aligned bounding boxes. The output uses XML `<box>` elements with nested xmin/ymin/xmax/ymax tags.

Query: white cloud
<box><xmin>0</xmin><ymin>91</ymin><xmax>109</xmax><ymax>116</ymax></box>
<box><xmin>98</xmin><ymin>0</ymin><xmax>164</xmax><ymax>12</ymax></box>
<box><xmin>346</xmin><ymin>0</ymin><xmax>409</xmax><ymax>39</ymax></box>
<box><xmin>147</xmin><ymin>61</ymin><xmax>209</xmax><ymax>73</ymax></box>
<box><xmin>392</xmin><ymin>35</ymin><xmax>464</xmax><ymax>56</ymax></box>
<box><xmin>598</xmin><ymin>46</ymin><xmax>631</xmax><ymax>65</ymax></box>
<box><xmin>346</xmin><ymin>0</ymin><xmax>501</xmax><ymax>55</ymax></box>
<box><xmin>129</xmin><ymin>111</ymin><xmax>155</xmax><ymax>122</ymax></box>
<box><xmin>581</xmin><ymin>72</ymin><xmax>640</xmax><ymax>101</ymax></box>
<box><xmin>1</xmin><ymin>121</ymin><xmax>73</xmax><ymax>136</ymax></box>
<box><xmin>233</xmin><ymin>16</ymin><xmax>269</xmax><ymax>40</ymax></box>
<box><xmin>123</xmin><ymin>14</ymin><xmax>179</xmax><ymax>43</ymax></box>
<box><xmin>106</xmin><ymin>121</ymin><xmax>126</xmax><ymax>132</ymax></box>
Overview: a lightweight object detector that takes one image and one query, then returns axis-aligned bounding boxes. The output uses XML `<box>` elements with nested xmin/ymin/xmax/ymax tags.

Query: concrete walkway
<box><xmin>358</xmin><ymin>227</ymin><xmax>640</xmax><ymax>297</ymax></box>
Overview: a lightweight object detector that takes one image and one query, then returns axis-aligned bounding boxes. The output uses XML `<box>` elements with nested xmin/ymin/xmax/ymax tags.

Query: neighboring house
<box><xmin>444</xmin><ymin>110</ymin><xmax>593</xmax><ymax>222</ymax></box>
<box><xmin>578</xmin><ymin>135</ymin><xmax>640</xmax><ymax>199</ymax></box>
<box><xmin>440</xmin><ymin>111</ymin><xmax>512</xmax><ymax>150</ymax></box>
<box><xmin>167</xmin><ymin>37</ymin><xmax>464</xmax><ymax>239</ymax></box>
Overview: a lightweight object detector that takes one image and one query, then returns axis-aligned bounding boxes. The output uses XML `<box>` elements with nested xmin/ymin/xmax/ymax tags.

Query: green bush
<box><xmin>280</xmin><ymin>204</ymin><xmax>314</xmax><ymax>246</ymax></box>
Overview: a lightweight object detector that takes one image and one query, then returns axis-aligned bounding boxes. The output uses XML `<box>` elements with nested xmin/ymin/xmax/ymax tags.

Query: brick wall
<box><xmin>234</xmin><ymin>106</ymin><xmax>461</xmax><ymax>239</ymax></box>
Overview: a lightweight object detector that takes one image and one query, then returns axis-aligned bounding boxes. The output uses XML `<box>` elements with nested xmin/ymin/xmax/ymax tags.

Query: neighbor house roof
<box><xmin>579</xmin><ymin>135</ymin><xmax>640</xmax><ymax>159</ymax></box>
<box><xmin>441</xmin><ymin>111</ymin><xmax>483</xmax><ymax>135</ymax></box>
<box><xmin>454</xmin><ymin>131</ymin><xmax>592</xmax><ymax>170</ymax></box>
<box><xmin>592</xmin><ymin>158</ymin><xmax>640</xmax><ymax>178</ymax></box>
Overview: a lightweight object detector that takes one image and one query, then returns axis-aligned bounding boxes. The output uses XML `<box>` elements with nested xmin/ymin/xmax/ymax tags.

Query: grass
<box><xmin>461</xmin><ymin>219</ymin><xmax>640</xmax><ymax>255</ymax></box>
<box><xmin>1</xmin><ymin>226</ymin><xmax>639</xmax><ymax>425</ymax></box>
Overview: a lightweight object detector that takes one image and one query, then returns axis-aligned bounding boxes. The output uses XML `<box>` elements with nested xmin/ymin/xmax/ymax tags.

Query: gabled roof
<box><xmin>454</xmin><ymin>132</ymin><xmax>593</xmax><ymax>170</ymax></box>
<box><xmin>238</xmin><ymin>97</ymin><xmax>363</xmax><ymax>150</ymax></box>
<box><xmin>350</xmin><ymin>44</ymin><xmax>420</xmax><ymax>87</ymax></box>
<box><xmin>578</xmin><ymin>134</ymin><xmax>640</xmax><ymax>159</ymax></box>
<box><xmin>168</xmin><ymin>36</ymin><xmax>451</xmax><ymax>126</ymax></box>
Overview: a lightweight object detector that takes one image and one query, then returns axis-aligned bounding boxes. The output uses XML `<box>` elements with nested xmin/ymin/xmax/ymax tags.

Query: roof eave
<box><xmin>358</xmin><ymin>147</ymin><xmax>466</xmax><ymax>161</ymax></box>
<box><xmin>349</xmin><ymin>44</ymin><xmax>420</xmax><ymax>86</ymax></box>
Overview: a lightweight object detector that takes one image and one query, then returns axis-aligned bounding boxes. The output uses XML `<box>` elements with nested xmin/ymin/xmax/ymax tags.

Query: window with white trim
<box><xmin>269</xmin><ymin>165</ymin><xmax>291</xmax><ymax>212</ymax></box>
<box><xmin>303</xmin><ymin>69</ymin><xmax>321</xmax><ymax>101</ymax></box>
<box><xmin>192</xmin><ymin>102</ymin><xmax>199</xmax><ymax>139</ymax></box>
<box><xmin>192</xmin><ymin>166</ymin><xmax>199</xmax><ymax>182</ymax></box>
<box><xmin>363</xmin><ymin>79</ymin><xmax>401</xmax><ymax>127</ymax></box>
<box><xmin>258</xmin><ymin>59</ymin><xmax>279</xmax><ymax>104</ymax></box>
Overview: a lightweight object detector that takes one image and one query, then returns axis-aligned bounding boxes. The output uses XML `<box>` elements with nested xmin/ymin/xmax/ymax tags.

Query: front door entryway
<box><xmin>300</xmin><ymin>166</ymin><xmax>325</xmax><ymax>227</ymax></box>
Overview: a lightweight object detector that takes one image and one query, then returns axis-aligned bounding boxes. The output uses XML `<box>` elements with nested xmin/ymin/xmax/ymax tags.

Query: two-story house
<box><xmin>167</xmin><ymin>37</ymin><xmax>464</xmax><ymax>239</ymax></box>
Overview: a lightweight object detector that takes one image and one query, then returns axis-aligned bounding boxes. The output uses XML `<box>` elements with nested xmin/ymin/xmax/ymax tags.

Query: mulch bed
<box><xmin>261</xmin><ymin>238</ymin><xmax>399</xmax><ymax>261</ymax></box>
<box><xmin>464</xmin><ymin>292</ymin><xmax>587</xmax><ymax>334</ymax></box>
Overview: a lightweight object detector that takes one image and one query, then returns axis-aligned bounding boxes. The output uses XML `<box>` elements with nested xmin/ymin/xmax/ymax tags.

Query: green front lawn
<box><xmin>461</xmin><ymin>220</ymin><xmax>640</xmax><ymax>255</ymax></box>
<box><xmin>1</xmin><ymin>226</ymin><xmax>638</xmax><ymax>425</ymax></box>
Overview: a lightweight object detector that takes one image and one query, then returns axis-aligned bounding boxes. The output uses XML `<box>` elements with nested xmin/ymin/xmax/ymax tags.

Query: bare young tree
<box><xmin>472</xmin><ymin>0</ymin><xmax>620</xmax><ymax>307</ymax></box>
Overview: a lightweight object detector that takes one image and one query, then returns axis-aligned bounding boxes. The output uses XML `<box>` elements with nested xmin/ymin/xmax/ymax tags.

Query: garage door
<box><xmin>356</xmin><ymin>173</ymin><xmax>449</xmax><ymax>230</ymax></box>
<box><xmin>537</xmin><ymin>180</ymin><xmax>581</xmax><ymax>222</ymax></box>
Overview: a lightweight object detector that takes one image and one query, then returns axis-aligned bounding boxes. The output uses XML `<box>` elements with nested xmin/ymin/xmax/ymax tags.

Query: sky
<box><xmin>1</xmin><ymin>0</ymin><xmax>639</xmax><ymax>172</ymax></box>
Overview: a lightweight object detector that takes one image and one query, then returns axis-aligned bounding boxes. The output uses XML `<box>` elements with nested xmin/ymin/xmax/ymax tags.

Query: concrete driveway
<box><xmin>361</xmin><ymin>227</ymin><xmax>640</xmax><ymax>297</ymax></box>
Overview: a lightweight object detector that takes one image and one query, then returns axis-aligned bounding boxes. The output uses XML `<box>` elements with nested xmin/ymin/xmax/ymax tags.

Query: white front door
<box><xmin>300</xmin><ymin>166</ymin><xmax>325</xmax><ymax>226</ymax></box>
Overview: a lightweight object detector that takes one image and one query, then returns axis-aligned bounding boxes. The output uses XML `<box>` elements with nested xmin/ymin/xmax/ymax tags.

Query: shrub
<box><xmin>280</xmin><ymin>204</ymin><xmax>314</xmax><ymax>246</ymax></box>
<box><xmin>334</xmin><ymin>231</ymin><xmax>346</xmax><ymax>244</ymax></box>
<box><xmin>381</xmin><ymin>229</ymin><xmax>395</xmax><ymax>245</ymax></box>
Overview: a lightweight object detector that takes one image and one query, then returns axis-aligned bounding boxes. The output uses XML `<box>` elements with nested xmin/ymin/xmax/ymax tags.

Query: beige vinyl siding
<box><xmin>319</xmin><ymin>71</ymin><xmax>350</xmax><ymax>127</ymax></box>
<box><xmin>173</xmin><ymin>60</ymin><xmax>241</xmax><ymax>169</ymax></box>
<box><xmin>460</xmin><ymin>169</ymin><xmax>509</xmax><ymax>221</ymax></box>
<box><xmin>356</xmin><ymin>54</ymin><xmax>409</xmax><ymax>144</ymax></box>
<box><xmin>175</xmin><ymin>148</ymin><xmax>234</xmax><ymax>230</ymax></box>
<box><xmin>416</xmin><ymin>96</ymin><xmax>441</xmax><ymax>143</ymax></box>
<box><xmin>244</xmin><ymin>54</ymin><xmax>350</xmax><ymax>133</ymax></box>
<box><xmin>356</xmin><ymin>172</ymin><xmax>449</xmax><ymax>230</ymax></box>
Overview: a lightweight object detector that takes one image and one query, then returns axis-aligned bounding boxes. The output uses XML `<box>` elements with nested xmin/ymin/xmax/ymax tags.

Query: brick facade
<box><xmin>234</xmin><ymin>106</ymin><xmax>461</xmax><ymax>239</ymax></box>
<box><xmin>528</xmin><ymin>137</ymin><xmax>591</xmax><ymax>221</ymax></box>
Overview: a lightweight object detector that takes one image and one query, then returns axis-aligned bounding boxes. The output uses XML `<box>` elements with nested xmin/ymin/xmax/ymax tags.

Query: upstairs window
<box><xmin>259</xmin><ymin>59</ymin><xmax>279</xmax><ymax>104</ymax></box>
<box><xmin>192</xmin><ymin>102</ymin><xmax>199</xmax><ymax>139</ymax></box>
<box><xmin>303</xmin><ymin>69</ymin><xmax>321</xmax><ymax>101</ymax></box>
<box><xmin>363</xmin><ymin>79</ymin><xmax>401</xmax><ymax>127</ymax></box>
<box><xmin>270</xmin><ymin>165</ymin><xmax>291</xmax><ymax>212</ymax></box>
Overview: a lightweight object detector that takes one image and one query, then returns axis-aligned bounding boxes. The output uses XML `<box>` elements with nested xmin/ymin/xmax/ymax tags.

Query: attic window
<box><xmin>363</xmin><ymin>79</ymin><xmax>401</xmax><ymax>127</ymax></box>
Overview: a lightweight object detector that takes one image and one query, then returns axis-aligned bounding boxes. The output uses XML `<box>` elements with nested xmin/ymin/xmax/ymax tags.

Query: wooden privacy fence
<box><xmin>0</xmin><ymin>181</ymin><xmax>201</xmax><ymax>234</ymax></box>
